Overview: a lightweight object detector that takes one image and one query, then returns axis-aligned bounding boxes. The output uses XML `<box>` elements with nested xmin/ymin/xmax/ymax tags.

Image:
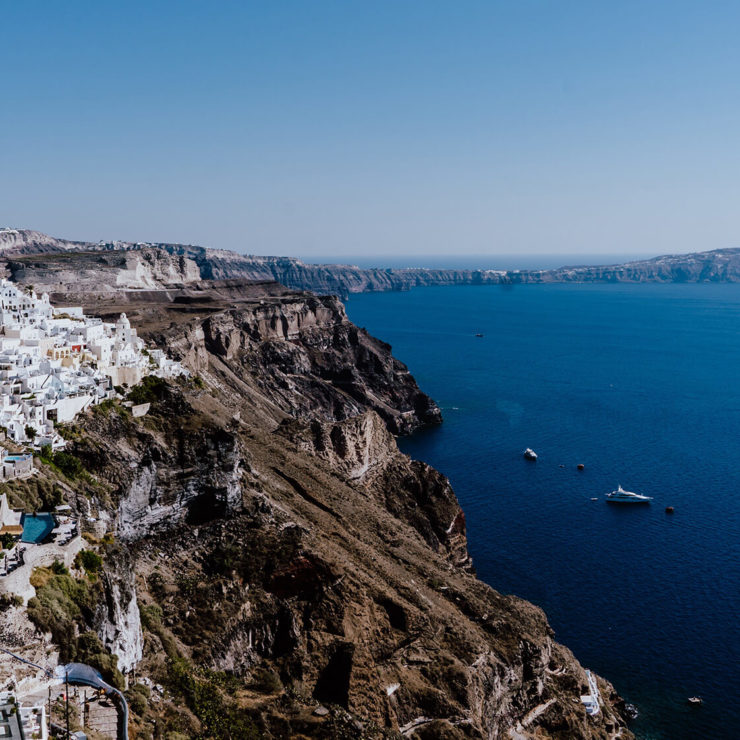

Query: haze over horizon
<box><xmin>3</xmin><ymin>1</ymin><xmax>740</xmax><ymax>259</ymax></box>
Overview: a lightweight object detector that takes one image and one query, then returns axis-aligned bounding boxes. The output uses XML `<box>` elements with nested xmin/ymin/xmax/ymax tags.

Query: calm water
<box><xmin>346</xmin><ymin>283</ymin><xmax>740</xmax><ymax>740</ymax></box>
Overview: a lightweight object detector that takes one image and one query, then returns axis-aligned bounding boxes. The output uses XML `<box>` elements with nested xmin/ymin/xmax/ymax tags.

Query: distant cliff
<box><xmin>4</xmin><ymin>227</ymin><xmax>740</xmax><ymax>298</ymax></box>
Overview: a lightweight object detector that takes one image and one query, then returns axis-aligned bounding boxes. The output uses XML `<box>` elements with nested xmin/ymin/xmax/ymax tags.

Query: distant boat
<box><xmin>523</xmin><ymin>448</ymin><xmax>537</xmax><ymax>461</ymax></box>
<box><xmin>475</xmin><ymin>333</ymin><xmax>484</xmax><ymax>337</ymax></box>
<box><xmin>687</xmin><ymin>696</ymin><xmax>703</xmax><ymax>706</ymax></box>
<box><xmin>605</xmin><ymin>484</ymin><xmax>652</xmax><ymax>504</ymax></box>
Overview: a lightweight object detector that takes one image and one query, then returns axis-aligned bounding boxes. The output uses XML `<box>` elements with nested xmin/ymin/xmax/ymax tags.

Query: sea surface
<box><xmin>345</xmin><ymin>283</ymin><xmax>740</xmax><ymax>740</ymax></box>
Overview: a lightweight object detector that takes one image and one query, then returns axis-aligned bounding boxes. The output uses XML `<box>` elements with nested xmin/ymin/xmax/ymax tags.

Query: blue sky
<box><xmin>2</xmin><ymin>1</ymin><xmax>740</xmax><ymax>258</ymax></box>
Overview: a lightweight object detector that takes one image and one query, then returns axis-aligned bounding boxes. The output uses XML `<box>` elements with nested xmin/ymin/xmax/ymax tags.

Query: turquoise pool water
<box><xmin>20</xmin><ymin>513</ymin><xmax>56</xmax><ymax>543</ymax></box>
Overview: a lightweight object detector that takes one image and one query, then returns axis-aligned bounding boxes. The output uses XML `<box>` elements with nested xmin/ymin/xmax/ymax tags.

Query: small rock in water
<box><xmin>624</xmin><ymin>703</ymin><xmax>639</xmax><ymax>720</ymax></box>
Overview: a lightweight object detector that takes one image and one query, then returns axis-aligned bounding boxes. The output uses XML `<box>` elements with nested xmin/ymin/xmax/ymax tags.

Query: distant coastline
<box><xmin>3</xmin><ymin>228</ymin><xmax>740</xmax><ymax>299</ymax></box>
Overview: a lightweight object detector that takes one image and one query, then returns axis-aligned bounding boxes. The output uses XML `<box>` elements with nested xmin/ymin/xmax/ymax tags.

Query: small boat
<box><xmin>523</xmin><ymin>448</ymin><xmax>537</xmax><ymax>461</ymax></box>
<box><xmin>577</xmin><ymin>463</ymin><xmax>585</xmax><ymax>471</ymax></box>
<box><xmin>605</xmin><ymin>485</ymin><xmax>652</xmax><ymax>504</ymax></box>
<box><xmin>665</xmin><ymin>506</ymin><xmax>675</xmax><ymax>514</ymax></box>
<box><xmin>687</xmin><ymin>696</ymin><xmax>703</xmax><ymax>705</ymax></box>
<box><xmin>475</xmin><ymin>333</ymin><xmax>484</xmax><ymax>338</ymax></box>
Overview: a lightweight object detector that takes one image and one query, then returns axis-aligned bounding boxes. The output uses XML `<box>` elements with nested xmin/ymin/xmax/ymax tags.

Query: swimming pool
<box><xmin>20</xmin><ymin>513</ymin><xmax>56</xmax><ymax>543</ymax></box>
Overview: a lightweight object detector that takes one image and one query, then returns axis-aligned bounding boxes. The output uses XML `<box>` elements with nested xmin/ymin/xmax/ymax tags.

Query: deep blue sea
<box><xmin>345</xmin><ymin>283</ymin><xmax>740</xmax><ymax>740</ymax></box>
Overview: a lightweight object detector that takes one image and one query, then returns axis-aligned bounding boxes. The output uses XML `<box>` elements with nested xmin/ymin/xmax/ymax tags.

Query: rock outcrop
<box><xmin>94</xmin><ymin>549</ymin><xmax>144</xmax><ymax>673</ymax></box>
<box><xmin>148</xmin><ymin>291</ymin><xmax>442</xmax><ymax>435</ymax></box>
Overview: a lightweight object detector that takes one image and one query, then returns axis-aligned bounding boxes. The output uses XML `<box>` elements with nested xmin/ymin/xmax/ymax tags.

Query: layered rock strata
<box><xmin>4</xmin><ymin>228</ymin><xmax>740</xmax><ymax>299</ymax></box>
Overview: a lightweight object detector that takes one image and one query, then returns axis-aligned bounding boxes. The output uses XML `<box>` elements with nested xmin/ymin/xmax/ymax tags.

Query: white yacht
<box><xmin>523</xmin><ymin>448</ymin><xmax>537</xmax><ymax>461</ymax></box>
<box><xmin>605</xmin><ymin>485</ymin><xmax>652</xmax><ymax>504</ymax></box>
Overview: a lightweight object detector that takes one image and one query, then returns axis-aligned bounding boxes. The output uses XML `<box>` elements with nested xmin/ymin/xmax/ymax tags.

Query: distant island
<box><xmin>2</xmin><ymin>227</ymin><xmax>740</xmax><ymax>298</ymax></box>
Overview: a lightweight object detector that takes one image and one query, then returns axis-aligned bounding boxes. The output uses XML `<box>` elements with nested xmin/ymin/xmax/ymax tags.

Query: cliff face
<box><xmin>1</xmin><ymin>285</ymin><xmax>629</xmax><ymax>740</ymax></box>
<box><xmin>142</xmin><ymin>292</ymin><xmax>442</xmax><ymax>435</ymax></box>
<box><xmin>5</xmin><ymin>227</ymin><xmax>740</xmax><ymax>300</ymax></box>
<box><xmin>6</xmin><ymin>248</ymin><xmax>202</xmax><ymax>291</ymax></box>
<box><xmin>94</xmin><ymin>548</ymin><xmax>144</xmax><ymax>672</ymax></box>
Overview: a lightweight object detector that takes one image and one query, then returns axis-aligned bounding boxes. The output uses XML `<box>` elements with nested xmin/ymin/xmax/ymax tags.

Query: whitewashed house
<box><xmin>0</xmin><ymin>280</ymin><xmax>185</xmax><ymax>447</ymax></box>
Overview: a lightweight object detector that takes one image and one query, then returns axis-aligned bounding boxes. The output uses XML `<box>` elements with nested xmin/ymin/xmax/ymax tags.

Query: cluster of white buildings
<box><xmin>0</xmin><ymin>279</ymin><xmax>185</xmax><ymax>449</ymax></box>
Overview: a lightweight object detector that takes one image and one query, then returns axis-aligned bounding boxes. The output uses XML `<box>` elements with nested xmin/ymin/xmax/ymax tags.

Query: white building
<box><xmin>0</xmin><ymin>493</ymin><xmax>22</xmax><ymax>536</ymax></box>
<box><xmin>19</xmin><ymin>701</ymin><xmax>48</xmax><ymax>739</ymax></box>
<box><xmin>0</xmin><ymin>280</ymin><xmax>186</xmax><ymax>447</ymax></box>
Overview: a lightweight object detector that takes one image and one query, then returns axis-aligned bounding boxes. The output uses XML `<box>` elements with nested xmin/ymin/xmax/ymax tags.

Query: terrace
<box><xmin>0</xmin><ymin>495</ymin><xmax>81</xmax><ymax>601</ymax></box>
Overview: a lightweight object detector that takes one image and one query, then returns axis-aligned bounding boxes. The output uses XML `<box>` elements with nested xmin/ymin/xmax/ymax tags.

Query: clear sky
<box><xmin>2</xmin><ymin>1</ymin><xmax>740</xmax><ymax>259</ymax></box>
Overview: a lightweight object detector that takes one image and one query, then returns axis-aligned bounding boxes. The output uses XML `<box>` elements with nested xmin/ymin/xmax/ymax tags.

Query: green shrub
<box><xmin>92</xmin><ymin>399</ymin><xmax>117</xmax><ymax>415</ymax></box>
<box><xmin>127</xmin><ymin>376</ymin><xmax>169</xmax><ymax>406</ymax></box>
<box><xmin>132</xmin><ymin>682</ymin><xmax>151</xmax><ymax>699</ymax></box>
<box><xmin>51</xmin><ymin>559</ymin><xmax>69</xmax><ymax>576</ymax></box>
<box><xmin>167</xmin><ymin>659</ymin><xmax>260</xmax><ymax>740</ymax></box>
<box><xmin>3</xmin><ymin>477</ymin><xmax>64</xmax><ymax>513</ymax></box>
<box><xmin>0</xmin><ymin>593</ymin><xmax>23</xmax><ymax>611</ymax></box>
<box><xmin>75</xmin><ymin>549</ymin><xmax>103</xmax><ymax>574</ymax></box>
<box><xmin>248</xmin><ymin>667</ymin><xmax>282</xmax><ymax>694</ymax></box>
<box><xmin>76</xmin><ymin>631</ymin><xmax>124</xmax><ymax>690</ymax></box>
<box><xmin>126</xmin><ymin>689</ymin><xmax>147</xmax><ymax>716</ymax></box>
<box><xmin>126</xmin><ymin>682</ymin><xmax>151</xmax><ymax>716</ymax></box>
<box><xmin>139</xmin><ymin>603</ymin><xmax>163</xmax><ymax>631</ymax></box>
<box><xmin>51</xmin><ymin>451</ymin><xmax>84</xmax><ymax>479</ymax></box>
<box><xmin>55</xmin><ymin>424</ymin><xmax>79</xmax><ymax>441</ymax></box>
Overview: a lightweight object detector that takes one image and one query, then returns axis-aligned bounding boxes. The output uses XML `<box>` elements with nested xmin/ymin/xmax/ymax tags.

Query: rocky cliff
<box><xmin>0</xmin><ymin>282</ymin><xmax>633</xmax><ymax>739</ymax></box>
<box><xmin>4</xmin><ymin>227</ymin><xmax>740</xmax><ymax>299</ymax></box>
